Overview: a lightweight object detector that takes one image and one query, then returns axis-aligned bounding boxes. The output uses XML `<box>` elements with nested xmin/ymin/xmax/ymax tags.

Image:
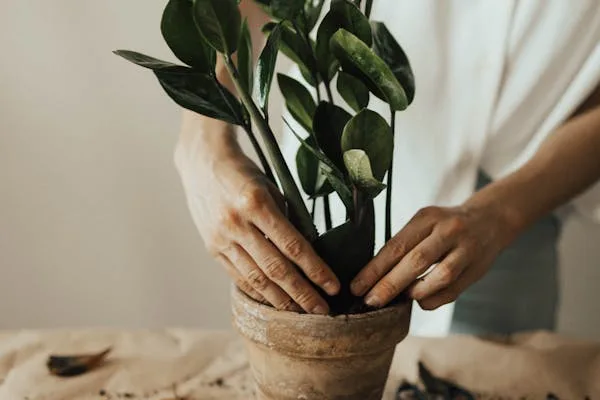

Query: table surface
<box><xmin>0</xmin><ymin>329</ymin><xmax>598</xmax><ymax>400</ymax></box>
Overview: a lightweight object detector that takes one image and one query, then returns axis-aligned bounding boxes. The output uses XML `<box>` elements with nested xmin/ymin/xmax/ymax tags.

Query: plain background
<box><xmin>1</xmin><ymin>1</ymin><xmax>599</xmax><ymax>338</ymax></box>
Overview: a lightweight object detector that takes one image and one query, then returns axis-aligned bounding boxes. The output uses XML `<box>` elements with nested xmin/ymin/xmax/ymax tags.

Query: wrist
<box><xmin>178</xmin><ymin>111</ymin><xmax>242</xmax><ymax>162</ymax></box>
<box><xmin>462</xmin><ymin>181</ymin><xmax>528</xmax><ymax>246</ymax></box>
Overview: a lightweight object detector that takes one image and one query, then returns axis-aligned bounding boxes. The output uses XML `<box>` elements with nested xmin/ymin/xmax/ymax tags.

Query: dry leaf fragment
<box><xmin>46</xmin><ymin>347</ymin><xmax>111</xmax><ymax>377</ymax></box>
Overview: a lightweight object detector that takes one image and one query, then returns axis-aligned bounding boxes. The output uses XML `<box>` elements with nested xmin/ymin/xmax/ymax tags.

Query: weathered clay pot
<box><xmin>231</xmin><ymin>287</ymin><xmax>412</xmax><ymax>400</ymax></box>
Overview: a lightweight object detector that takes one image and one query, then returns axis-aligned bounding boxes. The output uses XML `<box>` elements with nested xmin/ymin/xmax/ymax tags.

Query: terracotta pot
<box><xmin>231</xmin><ymin>287</ymin><xmax>412</xmax><ymax>400</ymax></box>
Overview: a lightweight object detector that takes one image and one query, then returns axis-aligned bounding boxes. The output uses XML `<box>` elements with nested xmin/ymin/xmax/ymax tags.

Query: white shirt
<box><xmin>281</xmin><ymin>0</ymin><xmax>600</xmax><ymax>335</ymax></box>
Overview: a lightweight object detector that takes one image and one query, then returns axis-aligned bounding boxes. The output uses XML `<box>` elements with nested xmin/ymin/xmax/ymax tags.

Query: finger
<box><xmin>240</xmin><ymin>226</ymin><xmax>331</xmax><ymax>315</ymax></box>
<box><xmin>417</xmin><ymin>264</ymin><xmax>485</xmax><ymax>311</ymax></box>
<box><xmin>407</xmin><ymin>247</ymin><xmax>470</xmax><ymax>301</ymax></box>
<box><xmin>225</xmin><ymin>244</ymin><xmax>301</xmax><ymax>313</ymax></box>
<box><xmin>250</xmin><ymin>198</ymin><xmax>340</xmax><ymax>296</ymax></box>
<box><xmin>364</xmin><ymin>231</ymin><xmax>453</xmax><ymax>308</ymax></box>
<box><xmin>216</xmin><ymin>254</ymin><xmax>267</xmax><ymax>304</ymax></box>
<box><xmin>351</xmin><ymin>211</ymin><xmax>436</xmax><ymax>296</ymax></box>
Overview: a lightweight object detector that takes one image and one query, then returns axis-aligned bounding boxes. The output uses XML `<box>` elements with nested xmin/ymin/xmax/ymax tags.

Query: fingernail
<box><xmin>365</xmin><ymin>293</ymin><xmax>381</xmax><ymax>308</ymax></box>
<box><xmin>311</xmin><ymin>304</ymin><xmax>329</xmax><ymax>315</ymax></box>
<box><xmin>323</xmin><ymin>280</ymin><xmax>340</xmax><ymax>296</ymax></box>
<box><xmin>351</xmin><ymin>280</ymin><xmax>365</xmax><ymax>296</ymax></box>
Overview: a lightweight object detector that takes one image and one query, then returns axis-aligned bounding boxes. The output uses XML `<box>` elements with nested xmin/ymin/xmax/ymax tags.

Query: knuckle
<box><xmin>262</xmin><ymin>258</ymin><xmax>289</xmax><ymax>281</ymax></box>
<box><xmin>283</xmin><ymin>237</ymin><xmax>304</xmax><ymax>259</ymax></box>
<box><xmin>217</xmin><ymin>208</ymin><xmax>242</xmax><ymax>228</ymax></box>
<box><xmin>293</xmin><ymin>289</ymin><xmax>317</xmax><ymax>308</ymax></box>
<box><xmin>444</xmin><ymin>216</ymin><xmax>466</xmax><ymax>236</ymax></box>
<box><xmin>417</xmin><ymin>206</ymin><xmax>441</xmax><ymax>219</ymax></box>
<box><xmin>238</xmin><ymin>184</ymin><xmax>269</xmax><ymax>212</ymax></box>
<box><xmin>275</xmin><ymin>298</ymin><xmax>295</xmax><ymax>311</ymax></box>
<box><xmin>436</xmin><ymin>265</ymin><xmax>456</xmax><ymax>287</ymax></box>
<box><xmin>409</xmin><ymin>250</ymin><xmax>430</xmax><ymax>270</ymax></box>
<box><xmin>246</xmin><ymin>269</ymin><xmax>270</xmax><ymax>292</ymax></box>
<box><xmin>377</xmin><ymin>279</ymin><xmax>399</xmax><ymax>298</ymax></box>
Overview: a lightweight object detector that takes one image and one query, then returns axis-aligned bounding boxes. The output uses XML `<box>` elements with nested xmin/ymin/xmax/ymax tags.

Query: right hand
<box><xmin>175</xmin><ymin>116</ymin><xmax>340</xmax><ymax>314</ymax></box>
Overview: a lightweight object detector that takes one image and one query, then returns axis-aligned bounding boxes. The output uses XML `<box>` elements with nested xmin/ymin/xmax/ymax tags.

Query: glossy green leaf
<box><xmin>341</xmin><ymin>109</ymin><xmax>393</xmax><ymax>180</ymax></box>
<box><xmin>316</xmin><ymin>0</ymin><xmax>372</xmax><ymax>83</ymax></box>
<box><xmin>270</xmin><ymin>0</ymin><xmax>304</xmax><ymax>20</ymax></box>
<box><xmin>344</xmin><ymin>150</ymin><xmax>387</xmax><ymax>198</ymax></box>
<box><xmin>312</xmin><ymin>102</ymin><xmax>352</xmax><ymax>172</ymax></box>
<box><xmin>161</xmin><ymin>0</ymin><xmax>216</xmax><ymax>72</ymax></box>
<box><xmin>193</xmin><ymin>0</ymin><xmax>241</xmax><ymax>55</ymax></box>
<box><xmin>372</xmin><ymin>21</ymin><xmax>415</xmax><ymax>105</ymax></box>
<box><xmin>256</xmin><ymin>22</ymin><xmax>283</xmax><ymax>113</ymax></box>
<box><xmin>303</xmin><ymin>0</ymin><xmax>326</xmax><ymax>32</ymax></box>
<box><xmin>331</xmin><ymin>29</ymin><xmax>408</xmax><ymax>111</ymax></box>
<box><xmin>237</xmin><ymin>19</ymin><xmax>253</xmax><ymax>93</ymax></box>
<box><xmin>337</xmin><ymin>71</ymin><xmax>369</xmax><ymax>112</ymax></box>
<box><xmin>296</xmin><ymin>136</ymin><xmax>331</xmax><ymax>197</ymax></box>
<box><xmin>285</xmin><ymin>119</ymin><xmax>353</xmax><ymax>211</ymax></box>
<box><xmin>262</xmin><ymin>22</ymin><xmax>318</xmax><ymax>86</ymax></box>
<box><xmin>113</xmin><ymin>50</ymin><xmax>178</xmax><ymax>70</ymax></box>
<box><xmin>313</xmin><ymin>200</ymin><xmax>375</xmax><ymax>313</ymax></box>
<box><xmin>154</xmin><ymin>68</ymin><xmax>243</xmax><ymax>125</ymax></box>
<box><xmin>278</xmin><ymin>74</ymin><xmax>317</xmax><ymax>133</ymax></box>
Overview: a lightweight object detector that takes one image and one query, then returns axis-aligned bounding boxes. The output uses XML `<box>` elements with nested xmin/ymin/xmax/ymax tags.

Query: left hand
<box><xmin>350</xmin><ymin>203</ymin><xmax>518</xmax><ymax>310</ymax></box>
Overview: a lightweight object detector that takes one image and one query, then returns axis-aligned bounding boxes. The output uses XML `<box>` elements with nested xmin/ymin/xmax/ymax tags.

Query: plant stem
<box><xmin>385</xmin><ymin>110</ymin><xmax>396</xmax><ymax>242</ymax></box>
<box><xmin>323</xmin><ymin>196</ymin><xmax>332</xmax><ymax>230</ymax></box>
<box><xmin>243</xmin><ymin>124</ymin><xmax>277</xmax><ymax>184</ymax></box>
<box><xmin>311</xmin><ymin>198</ymin><xmax>316</xmax><ymax>221</ymax></box>
<box><xmin>365</xmin><ymin>0</ymin><xmax>374</xmax><ymax>18</ymax></box>
<box><xmin>223</xmin><ymin>55</ymin><xmax>317</xmax><ymax>241</ymax></box>
<box><xmin>325</xmin><ymin>83</ymin><xmax>334</xmax><ymax>104</ymax></box>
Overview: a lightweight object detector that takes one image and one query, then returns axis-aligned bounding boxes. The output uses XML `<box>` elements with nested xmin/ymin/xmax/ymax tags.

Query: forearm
<box><xmin>177</xmin><ymin>0</ymin><xmax>268</xmax><ymax>163</ymax></box>
<box><xmin>467</xmin><ymin>95</ymin><xmax>600</xmax><ymax>241</ymax></box>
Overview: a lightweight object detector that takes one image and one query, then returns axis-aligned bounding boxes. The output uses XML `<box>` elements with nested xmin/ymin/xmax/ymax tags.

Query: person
<box><xmin>174</xmin><ymin>0</ymin><xmax>600</xmax><ymax>335</ymax></box>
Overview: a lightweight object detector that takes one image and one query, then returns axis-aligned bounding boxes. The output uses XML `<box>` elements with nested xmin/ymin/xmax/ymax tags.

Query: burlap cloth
<box><xmin>0</xmin><ymin>330</ymin><xmax>598</xmax><ymax>400</ymax></box>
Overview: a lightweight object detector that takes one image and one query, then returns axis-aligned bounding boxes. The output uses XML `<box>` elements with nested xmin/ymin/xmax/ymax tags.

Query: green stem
<box><xmin>323</xmin><ymin>196</ymin><xmax>332</xmax><ymax>230</ymax></box>
<box><xmin>325</xmin><ymin>83</ymin><xmax>334</xmax><ymax>104</ymax></box>
<box><xmin>311</xmin><ymin>198</ymin><xmax>317</xmax><ymax>221</ymax></box>
<box><xmin>365</xmin><ymin>0</ymin><xmax>374</xmax><ymax>18</ymax></box>
<box><xmin>223</xmin><ymin>55</ymin><xmax>317</xmax><ymax>241</ymax></box>
<box><xmin>385</xmin><ymin>110</ymin><xmax>396</xmax><ymax>242</ymax></box>
<box><xmin>243</xmin><ymin>124</ymin><xmax>277</xmax><ymax>185</ymax></box>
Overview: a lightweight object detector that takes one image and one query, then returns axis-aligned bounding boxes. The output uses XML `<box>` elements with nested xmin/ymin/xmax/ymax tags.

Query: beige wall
<box><xmin>0</xmin><ymin>1</ymin><xmax>598</xmax><ymax>338</ymax></box>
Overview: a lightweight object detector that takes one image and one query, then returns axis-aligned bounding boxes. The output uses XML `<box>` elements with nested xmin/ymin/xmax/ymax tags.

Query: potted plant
<box><xmin>115</xmin><ymin>0</ymin><xmax>415</xmax><ymax>398</ymax></box>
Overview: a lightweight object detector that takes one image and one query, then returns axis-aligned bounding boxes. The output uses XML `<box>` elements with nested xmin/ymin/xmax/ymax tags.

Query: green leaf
<box><xmin>303</xmin><ymin>0</ymin><xmax>326</xmax><ymax>32</ymax></box>
<box><xmin>161</xmin><ymin>0</ymin><xmax>216</xmax><ymax>72</ymax></box>
<box><xmin>331</xmin><ymin>29</ymin><xmax>408</xmax><ymax>111</ymax></box>
<box><xmin>296</xmin><ymin>136</ymin><xmax>331</xmax><ymax>197</ymax></box>
<box><xmin>256</xmin><ymin>22</ymin><xmax>283</xmax><ymax>113</ymax></box>
<box><xmin>193</xmin><ymin>0</ymin><xmax>241</xmax><ymax>55</ymax></box>
<box><xmin>262</xmin><ymin>22</ymin><xmax>318</xmax><ymax>86</ymax></box>
<box><xmin>343</xmin><ymin>150</ymin><xmax>387</xmax><ymax>198</ymax></box>
<box><xmin>337</xmin><ymin>71</ymin><xmax>369</xmax><ymax>112</ymax></box>
<box><xmin>371</xmin><ymin>21</ymin><xmax>415</xmax><ymax>105</ymax></box>
<box><xmin>237</xmin><ymin>19</ymin><xmax>254</xmax><ymax>93</ymax></box>
<box><xmin>341</xmin><ymin>109</ymin><xmax>393</xmax><ymax>180</ymax></box>
<box><xmin>312</xmin><ymin>102</ymin><xmax>352</xmax><ymax>172</ymax></box>
<box><xmin>278</xmin><ymin>74</ymin><xmax>317</xmax><ymax>133</ymax></box>
<box><xmin>270</xmin><ymin>0</ymin><xmax>304</xmax><ymax>20</ymax></box>
<box><xmin>316</xmin><ymin>0</ymin><xmax>372</xmax><ymax>83</ymax></box>
<box><xmin>154</xmin><ymin>68</ymin><xmax>243</xmax><ymax>125</ymax></box>
<box><xmin>113</xmin><ymin>50</ymin><xmax>178</xmax><ymax>70</ymax></box>
<box><xmin>313</xmin><ymin>200</ymin><xmax>375</xmax><ymax>313</ymax></box>
<box><xmin>285</xmin><ymin>118</ymin><xmax>353</xmax><ymax>211</ymax></box>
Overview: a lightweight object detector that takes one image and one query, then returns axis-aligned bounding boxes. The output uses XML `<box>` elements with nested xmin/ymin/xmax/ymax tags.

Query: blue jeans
<box><xmin>450</xmin><ymin>173</ymin><xmax>560</xmax><ymax>335</ymax></box>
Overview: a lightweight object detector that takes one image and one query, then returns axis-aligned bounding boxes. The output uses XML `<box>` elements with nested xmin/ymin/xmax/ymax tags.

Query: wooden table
<box><xmin>0</xmin><ymin>330</ymin><xmax>598</xmax><ymax>399</ymax></box>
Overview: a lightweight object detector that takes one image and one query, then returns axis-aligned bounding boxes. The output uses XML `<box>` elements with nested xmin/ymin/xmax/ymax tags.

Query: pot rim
<box><xmin>232</xmin><ymin>285</ymin><xmax>411</xmax><ymax>321</ymax></box>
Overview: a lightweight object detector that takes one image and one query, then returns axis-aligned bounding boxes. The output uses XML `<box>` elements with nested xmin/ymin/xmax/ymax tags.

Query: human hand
<box><xmin>175</xmin><ymin>117</ymin><xmax>340</xmax><ymax>314</ymax></box>
<box><xmin>350</xmin><ymin>202</ymin><xmax>518</xmax><ymax>311</ymax></box>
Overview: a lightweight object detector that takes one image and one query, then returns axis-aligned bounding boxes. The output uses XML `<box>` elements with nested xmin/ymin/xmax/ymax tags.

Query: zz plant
<box><xmin>115</xmin><ymin>0</ymin><xmax>415</xmax><ymax>314</ymax></box>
